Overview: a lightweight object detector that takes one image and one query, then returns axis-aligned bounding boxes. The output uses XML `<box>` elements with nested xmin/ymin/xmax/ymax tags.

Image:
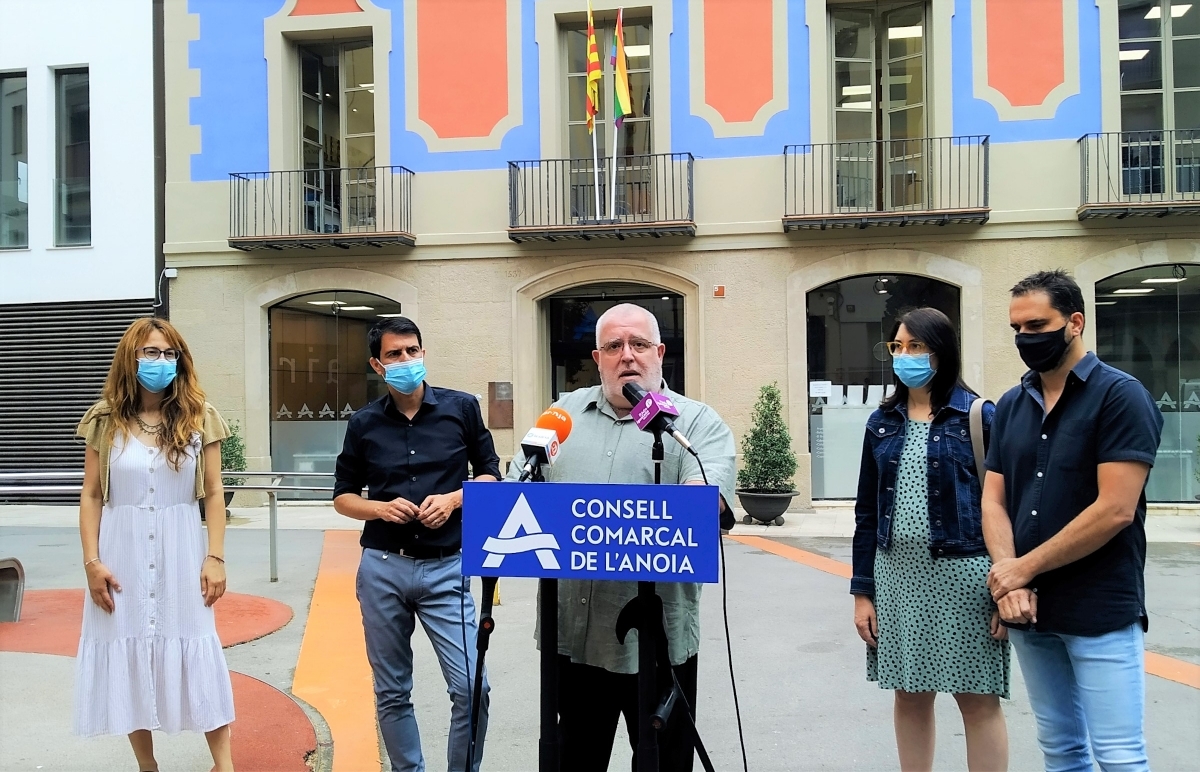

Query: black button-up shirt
<box><xmin>334</xmin><ymin>385</ymin><xmax>501</xmax><ymax>552</ymax></box>
<box><xmin>985</xmin><ymin>352</ymin><xmax>1163</xmax><ymax>636</ymax></box>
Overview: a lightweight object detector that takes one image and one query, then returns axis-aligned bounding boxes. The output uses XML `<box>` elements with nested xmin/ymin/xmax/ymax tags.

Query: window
<box><xmin>1117</xmin><ymin>1</ymin><xmax>1200</xmax><ymax>194</ymax></box>
<box><xmin>269</xmin><ymin>290</ymin><xmax>401</xmax><ymax>498</ymax></box>
<box><xmin>299</xmin><ymin>41</ymin><xmax>375</xmax><ymax>234</ymax></box>
<box><xmin>829</xmin><ymin>3</ymin><xmax>928</xmax><ymax>210</ymax></box>
<box><xmin>1096</xmin><ymin>264</ymin><xmax>1199</xmax><ymax>502</ymax></box>
<box><xmin>0</xmin><ymin>72</ymin><xmax>27</xmax><ymax>249</ymax></box>
<box><xmin>55</xmin><ymin>68</ymin><xmax>90</xmax><ymax>246</ymax></box>
<box><xmin>564</xmin><ymin>19</ymin><xmax>652</xmax><ymax>219</ymax></box>
<box><xmin>807</xmin><ymin>274</ymin><xmax>959</xmax><ymax>498</ymax></box>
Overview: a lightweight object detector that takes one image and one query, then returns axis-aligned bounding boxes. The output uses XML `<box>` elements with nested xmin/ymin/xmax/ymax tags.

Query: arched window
<box><xmin>269</xmin><ymin>290</ymin><xmax>403</xmax><ymax>496</ymax></box>
<box><xmin>544</xmin><ymin>282</ymin><xmax>684</xmax><ymax>399</ymax></box>
<box><xmin>1096</xmin><ymin>263</ymin><xmax>1199</xmax><ymax>501</ymax></box>
<box><xmin>807</xmin><ymin>273</ymin><xmax>960</xmax><ymax>498</ymax></box>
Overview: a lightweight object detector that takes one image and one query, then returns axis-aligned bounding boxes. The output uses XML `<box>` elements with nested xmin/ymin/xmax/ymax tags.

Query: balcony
<box><xmin>228</xmin><ymin>166</ymin><xmax>415</xmax><ymax>250</ymax></box>
<box><xmin>507</xmin><ymin>152</ymin><xmax>694</xmax><ymax>242</ymax></box>
<box><xmin>783</xmin><ymin>136</ymin><xmax>990</xmax><ymax>230</ymax></box>
<box><xmin>1078</xmin><ymin>130</ymin><xmax>1200</xmax><ymax>220</ymax></box>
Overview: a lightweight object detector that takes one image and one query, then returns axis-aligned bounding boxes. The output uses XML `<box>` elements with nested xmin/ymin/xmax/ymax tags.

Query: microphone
<box><xmin>622</xmin><ymin>382</ymin><xmax>696</xmax><ymax>455</ymax></box>
<box><xmin>518</xmin><ymin>407</ymin><xmax>573</xmax><ymax>481</ymax></box>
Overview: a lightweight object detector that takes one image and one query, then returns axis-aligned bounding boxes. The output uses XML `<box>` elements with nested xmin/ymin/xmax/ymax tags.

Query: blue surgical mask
<box><xmin>137</xmin><ymin>359</ymin><xmax>178</xmax><ymax>393</ymax></box>
<box><xmin>892</xmin><ymin>353</ymin><xmax>936</xmax><ymax>389</ymax></box>
<box><xmin>384</xmin><ymin>359</ymin><xmax>426</xmax><ymax>395</ymax></box>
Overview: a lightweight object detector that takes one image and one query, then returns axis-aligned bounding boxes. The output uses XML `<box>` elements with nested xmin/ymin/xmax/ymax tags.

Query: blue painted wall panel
<box><xmin>951</xmin><ymin>0</ymin><xmax>1102</xmax><ymax>143</ymax></box>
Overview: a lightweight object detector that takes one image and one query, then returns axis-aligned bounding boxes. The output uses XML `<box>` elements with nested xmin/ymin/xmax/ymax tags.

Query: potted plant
<box><xmin>201</xmin><ymin>420</ymin><xmax>246</xmax><ymax>521</ymax></box>
<box><xmin>736</xmin><ymin>383</ymin><xmax>800</xmax><ymax>526</ymax></box>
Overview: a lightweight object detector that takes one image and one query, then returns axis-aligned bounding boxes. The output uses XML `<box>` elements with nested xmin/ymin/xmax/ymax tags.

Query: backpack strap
<box><xmin>969</xmin><ymin>398</ymin><xmax>991</xmax><ymax>482</ymax></box>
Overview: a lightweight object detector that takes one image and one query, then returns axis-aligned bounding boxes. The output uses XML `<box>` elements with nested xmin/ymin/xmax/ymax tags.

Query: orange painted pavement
<box><xmin>726</xmin><ymin>534</ymin><xmax>1200</xmax><ymax>690</ymax></box>
<box><xmin>291</xmin><ymin>530</ymin><xmax>380</xmax><ymax>772</ymax></box>
<box><xmin>0</xmin><ymin>589</ymin><xmax>292</xmax><ymax>656</ymax></box>
<box><xmin>290</xmin><ymin>0</ymin><xmax>364</xmax><ymax>16</ymax></box>
<box><xmin>0</xmin><ymin>590</ymin><xmax>312</xmax><ymax>769</ymax></box>
<box><xmin>726</xmin><ymin>534</ymin><xmax>852</xmax><ymax>579</ymax></box>
<box><xmin>704</xmin><ymin>0</ymin><xmax>774</xmax><ymax>123</ymax></box>
<box><xmin>417</xmin><ymin>0</ymin><xmax>509</xmax><ymax>139</ymax></box>
<box><xmin>985</xmin><ymin>0</ymin><xmax>1064</xmax><ymax>107</ymax></box>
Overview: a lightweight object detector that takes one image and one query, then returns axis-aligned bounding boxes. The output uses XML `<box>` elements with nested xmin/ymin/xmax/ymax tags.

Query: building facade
<box><xmin>0</xmin><ymin>0</ymin><xmax>158</xmax><ymax>479</ymax></box>
<box><xmin>163</xmin><ymin>0</ymin><xmax>1200</xmax><ymax>508</ymax></box>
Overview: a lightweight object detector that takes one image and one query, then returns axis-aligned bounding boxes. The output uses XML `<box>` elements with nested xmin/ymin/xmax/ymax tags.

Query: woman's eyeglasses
<box><xmin>885</xmin><ymin>340</ymin><xmax>929</xmax><ymax>356</ymax></box>
<box><xmin>137</xmin><ymin>347</ymin><xmax>181</xmax><ymax>362</ymax></box>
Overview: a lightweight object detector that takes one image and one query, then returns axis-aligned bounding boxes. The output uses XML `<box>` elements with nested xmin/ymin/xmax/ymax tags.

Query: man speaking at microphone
<box><xmin>506</xmin><ymin>303</ymin><xmax>736</xmax><ymax>772</ymax></box>
<box><xmin>333</xmin><ymin>316</ymin><xmax>501</xmax><ymax>772</ymax></box>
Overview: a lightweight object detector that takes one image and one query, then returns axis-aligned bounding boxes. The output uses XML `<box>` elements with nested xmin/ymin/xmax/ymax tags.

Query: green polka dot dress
<box><xmin>867</xmin><ymin>419</ymin><xmax>1010</xmax><ymax>697</ymax></box>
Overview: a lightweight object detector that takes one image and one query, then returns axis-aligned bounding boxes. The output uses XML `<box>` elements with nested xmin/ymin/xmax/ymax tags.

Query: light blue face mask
<box><xmin>384</xmin><ymin>359</ymin><xmax>426</xmax><ymax>395</ymax></box>
<box><xmin>892</xmin><ymin>353</ymin><xmax>937</xmax><ymax>389</ymax></box>
<box><xmin>137</xmin><ymin>359</ymin><xmax>178</xmax><ymax>393</ymax></box>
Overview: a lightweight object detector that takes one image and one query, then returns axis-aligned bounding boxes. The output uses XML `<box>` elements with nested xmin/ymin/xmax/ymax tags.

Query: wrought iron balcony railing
<box><xmin>1078</xmin><ymin>130</ymin><xmax>1200</xmax><ymax>219</ymax></box>
<box><xmin>783</xmin><ymin>136</ymin><xmax>990</xmax><ymax>230</ymax></box>
<box><xmin>228</xmin><ymin>165</ymin><xmax>414</xmax><ymax>250</ymax></box>
<box><xmin>508</xmin><ymin>152</ymin><xmax>694</xmax><ymax>242</ymax></box>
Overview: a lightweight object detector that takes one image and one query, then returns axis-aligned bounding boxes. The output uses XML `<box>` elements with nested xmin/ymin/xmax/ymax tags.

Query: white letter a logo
<box><xmin>482</xmin><ymin>493</ymin><xmax>561</xmax><ymax>569</ymax></box>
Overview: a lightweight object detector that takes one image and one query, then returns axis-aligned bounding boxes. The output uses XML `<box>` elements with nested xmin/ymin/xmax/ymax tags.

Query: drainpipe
<box><xmin>152</xmin><ymin>0</ymin><xmax>169</xmax><ymax>318</ymax></box>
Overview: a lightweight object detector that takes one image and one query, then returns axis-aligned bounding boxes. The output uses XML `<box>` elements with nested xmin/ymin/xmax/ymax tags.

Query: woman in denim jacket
<box><xmin>851</xmin><ymin>308</ymin><xmax>1010</xmax><ymax>772</ymax></box>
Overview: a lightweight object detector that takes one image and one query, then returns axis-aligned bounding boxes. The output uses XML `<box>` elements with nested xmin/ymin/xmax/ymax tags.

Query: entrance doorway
<box><xmin>269</xmin><ymin>290</ymin><xmax>403</xmax><ymax>497</ymax></box>
<box><xmin>545</xmin><ymin>282</ymin><xmax>684</xmax><ymax>400</ymax></box>
<box><xmin>807</xmin><ymin>273</ymin><xmax>959</xmax><ymax>498</ymax></box>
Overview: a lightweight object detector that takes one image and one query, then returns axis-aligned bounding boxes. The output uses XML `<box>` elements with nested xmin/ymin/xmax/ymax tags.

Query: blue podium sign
<box><xmin>461</xmin><ymin>482</ymin><xmax>720</xmax><ymax>583</ymax></box>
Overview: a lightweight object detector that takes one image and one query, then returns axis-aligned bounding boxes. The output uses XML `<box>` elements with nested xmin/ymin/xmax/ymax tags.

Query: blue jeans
<box><xmin>1009</xmin><ymin>623</ymin><xmax>1148</xmax><ymax>772</ymax></box>
<box><xmin>357</xmin><ymin>549</ymin><xmax>489</xmax><ymax>772</ymax></box>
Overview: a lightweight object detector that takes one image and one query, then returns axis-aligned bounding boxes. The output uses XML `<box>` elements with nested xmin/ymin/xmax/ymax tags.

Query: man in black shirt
<box><xmin>334</xmin><ymin>316</ymin><xmax>501</xmax><ymax>772</ymax></box>
<box><xmin>983</xmin><ymin>271</ymin><xmax>1162</xmax><ymax>772</ymax></box>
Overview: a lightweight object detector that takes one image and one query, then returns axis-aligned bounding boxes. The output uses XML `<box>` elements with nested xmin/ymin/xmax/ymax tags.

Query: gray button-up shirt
<box><xmin>505</xmin><ymin>384</ymin><xmax>736</xmax><ymax>673</ymax></box>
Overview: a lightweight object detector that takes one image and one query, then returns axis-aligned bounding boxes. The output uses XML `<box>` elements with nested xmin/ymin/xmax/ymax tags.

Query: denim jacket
<box><xmin>850</xmin><ymin>386</ymin><xmax>994</xmax><ymax>597</ymax></box>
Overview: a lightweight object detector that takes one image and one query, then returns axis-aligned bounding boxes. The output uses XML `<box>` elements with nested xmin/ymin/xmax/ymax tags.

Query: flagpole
<box><xmin>592</xmin><ymin>125</ymin><xmax>602</xmax><ymax>221</ymax></box>
<box><xmin>608</xmin><ymin>9</ymin><xmax>622</xmax><ymax>223</ymax></box>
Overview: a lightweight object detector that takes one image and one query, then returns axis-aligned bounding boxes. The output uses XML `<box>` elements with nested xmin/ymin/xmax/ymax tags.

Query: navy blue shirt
<box><xmin>334</xmin><ymin>385</ymin><xmax>502</xmax><ymax>553</ymax></box>
<box><xmin>985</xmin><ymin>353</ymin><xmax>1163</xmax><ymax>636</ymax></box>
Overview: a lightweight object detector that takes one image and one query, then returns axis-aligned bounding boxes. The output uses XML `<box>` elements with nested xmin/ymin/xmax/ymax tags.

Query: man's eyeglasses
<box><xmin>598</xmin><ymin>338</ymin><xmax>656</xmax><ymax>356</ymax></box>
<box><xmin>885</xmin><ymin>340</ymin><xmax>929</xmax><ymax>356</ymax></box>
<box><xmin>137</xmin><ymin>347</ymin><xmax>181</xmax><ymax>362</ymax></box>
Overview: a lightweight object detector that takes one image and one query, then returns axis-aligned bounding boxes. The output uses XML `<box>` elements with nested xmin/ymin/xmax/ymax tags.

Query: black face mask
<box><xmin>1015</xmin><ymin>326</ymin><xmax>1073</xmax><ymax>373</ymax></box>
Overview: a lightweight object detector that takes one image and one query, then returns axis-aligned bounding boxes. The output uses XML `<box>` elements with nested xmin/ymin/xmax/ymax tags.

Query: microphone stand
<box><xmin>535</xmin><ymin>465</ymin><xmax>560</xmax><ymax>772</ymax></box>
<box><xmin>616</xmin><ymin>427</ymin><xmax>717</xmax><ymax>772</ymax></box>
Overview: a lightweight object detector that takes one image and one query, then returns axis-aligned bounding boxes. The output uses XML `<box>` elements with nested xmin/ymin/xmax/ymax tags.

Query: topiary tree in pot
<box><xmin>736</xmin><ymin>383</ymin><xmax>800</xmax><ymax>526</ymax></box>
<box><xmin>202</xmin><ymin>420</ymin><xmax>246</xmax><ymax>521</ymax></box>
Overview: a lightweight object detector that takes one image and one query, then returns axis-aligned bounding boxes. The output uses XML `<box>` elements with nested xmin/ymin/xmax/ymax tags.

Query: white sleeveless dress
<box><xmin>73</xmin><ymin>432</ymin><xmax>236</xmax><ymax>736</ymax></box>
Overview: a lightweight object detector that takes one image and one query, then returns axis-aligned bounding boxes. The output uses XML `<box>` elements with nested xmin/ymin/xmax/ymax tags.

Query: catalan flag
<box><xmin>585</xmin><ymin>0</ymin><xmax>602</xmax><ymax>133</ymax></box>
<box><xmin>610</xmin><ymin>8</ymin><xmax>632</xmax><ymax>130</ymax></box>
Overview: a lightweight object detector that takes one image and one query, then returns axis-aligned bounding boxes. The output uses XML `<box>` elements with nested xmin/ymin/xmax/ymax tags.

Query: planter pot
<box><xmin>736</xmin><ymin>490</ymin><xmax>801</xmax><ymax>526</ymax></box>
<box><xmin>200</xmin><ymin>490</ymin><xmax>237</xmax><ymax>522</ymax></box>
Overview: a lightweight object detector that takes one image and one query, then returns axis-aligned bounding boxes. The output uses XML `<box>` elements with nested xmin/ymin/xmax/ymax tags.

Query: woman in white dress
<box><xmin>74</xmin><ymin>317</ymin><xmax>235</xmax><ymax>772</ymax></box>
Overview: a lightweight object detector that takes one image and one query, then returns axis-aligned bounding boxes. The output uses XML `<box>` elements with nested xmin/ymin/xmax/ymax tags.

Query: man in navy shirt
<box><xmin>982</xmin><ymin>271</ymin><xmax>1162</xmax><ymax>772</ymax></box>
<box><xmin>334</xmin><ymin>316</ymin><xmax>501</xmax><ymax>772</ymax></box>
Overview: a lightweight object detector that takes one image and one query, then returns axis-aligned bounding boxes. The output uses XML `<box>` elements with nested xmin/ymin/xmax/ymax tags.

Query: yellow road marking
<box><xmin>292</xmin><ymin>531</ymin><xmax>380</xmax><ymax>772</ymax></box>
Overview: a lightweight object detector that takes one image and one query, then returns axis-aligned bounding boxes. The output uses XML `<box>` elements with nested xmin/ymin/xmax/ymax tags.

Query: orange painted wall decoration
<box><xmin>417</xmin><ymin>0</ymin><xmax>509</xmax><ymax>139</ymax></box>
<box><xmin>704</xmin><ymin>0</ymin><xmax>773</xmax><ymax>123</ymax></box>
<box><xmin>985</xmin><ymin>0</ymin><xmax>1064</xmax><ymax>107</ymax></box>
<box><xmin>289</xmin><ymin>0</ymin><xmax>364</xmax><ymax>16</ymax></box>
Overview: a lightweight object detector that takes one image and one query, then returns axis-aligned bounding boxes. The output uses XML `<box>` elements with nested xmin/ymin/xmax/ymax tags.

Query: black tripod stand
<box><xmin>615</xmin><ymin>428</ymin><xmax>717</xmax><ymax>772</ymax></box>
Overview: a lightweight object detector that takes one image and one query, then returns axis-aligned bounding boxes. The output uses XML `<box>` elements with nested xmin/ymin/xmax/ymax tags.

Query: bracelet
<box><xmin>84</xmin><ymin>557</ymin><xmax>100</xmax><ymax>568</ymax></box>
<box><xmin>205</xmin><ymin>554</ymin><xmax>225</xmax><ymax>564</ymax></box>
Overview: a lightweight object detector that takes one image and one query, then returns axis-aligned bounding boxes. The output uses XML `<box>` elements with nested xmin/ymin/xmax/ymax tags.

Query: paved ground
<box><xmin>1</xmin><ymin>505</ymin><xmax>1197</xmax><ymax>771</ymax></box>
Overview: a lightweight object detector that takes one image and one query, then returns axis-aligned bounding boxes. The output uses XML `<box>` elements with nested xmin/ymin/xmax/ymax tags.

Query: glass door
<box><xmin>1096</xmin><ymin>264</ymin><xmax>1200</xmax><ymax>501</ymax></box>
<box><xmin>829</xmin><ymin>3</ymin><xmax>928</xmax><ymax>212</ymax></box>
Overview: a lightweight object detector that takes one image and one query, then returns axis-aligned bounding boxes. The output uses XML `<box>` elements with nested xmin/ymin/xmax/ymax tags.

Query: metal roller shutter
<box><xmin>0</xmin><ymin>299</ymin><xmax>155</xmax><ymax>502</ymax></box>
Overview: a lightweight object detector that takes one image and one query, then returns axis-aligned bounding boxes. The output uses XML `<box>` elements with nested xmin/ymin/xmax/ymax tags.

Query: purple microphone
<box><xmin>622</xmin><ymin>382</ymin><xmax>696</xmax><ymax>455</ymax></box>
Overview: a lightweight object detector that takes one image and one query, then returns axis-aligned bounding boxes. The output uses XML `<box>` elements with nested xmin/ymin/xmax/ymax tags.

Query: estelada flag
<box><xmin>586</xmin><ymin>0</ymin><xmax>602</xmax><ymax>133</ymax></box>
<box><xmin>610</xmin><ymin>7</ymin><xmax>632</xmax><ymax>129</ymax></box>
